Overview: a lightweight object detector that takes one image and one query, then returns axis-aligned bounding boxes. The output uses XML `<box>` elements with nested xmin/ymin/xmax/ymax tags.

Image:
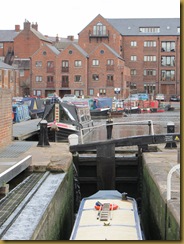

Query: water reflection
<box><xmin>84</xmin><ymin>111</ymin><xmax>180</xmax><ymax>143</ymax></box>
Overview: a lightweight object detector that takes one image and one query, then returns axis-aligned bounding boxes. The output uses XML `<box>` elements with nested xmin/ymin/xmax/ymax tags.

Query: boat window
<box><xmin>63</xmin><ymin>107</ymin><xmax>75</xmax><ymax>121</ymax></box>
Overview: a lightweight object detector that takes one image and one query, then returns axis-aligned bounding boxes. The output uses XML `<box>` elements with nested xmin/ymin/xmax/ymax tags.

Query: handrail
<box><xmin>167</xmin><ymin>164</ymin><xmax>180</xmax><ymax>201</ymax></box>
<box><xmin>80</xmin><ymin>120</ymin><xmax>154</xmax><ymax>144</ymax></box>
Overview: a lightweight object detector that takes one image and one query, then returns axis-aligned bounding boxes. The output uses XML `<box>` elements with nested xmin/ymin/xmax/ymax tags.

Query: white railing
<box><xmin>80</xmin><ymin>120</ymin><xmax>154</xmax><ymax>144</ymax></box>
<box><xmin>167</xmin><ymin>164</ymin><xmax>180</xmax><ymax>201</ymax></box>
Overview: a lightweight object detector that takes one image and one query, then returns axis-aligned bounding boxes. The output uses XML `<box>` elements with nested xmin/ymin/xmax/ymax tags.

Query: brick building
<box><xmin>30</xmin><ymin>14</ymin><xmax>180</xmax><ymax>100</ymax></box>
<box><xmin>78</xmin><ymin>14</ymin><xmax>180</xmax><ymax>100</ymax></box>
<box><xmin>0</xmin><ymin>60</ymin><xmax>20</xmax><ymax>96</ymax></box>
<box><xmin>0</xmin><ymin>15</ymin><xmax>180</xmax><ymax>100</ymax></box>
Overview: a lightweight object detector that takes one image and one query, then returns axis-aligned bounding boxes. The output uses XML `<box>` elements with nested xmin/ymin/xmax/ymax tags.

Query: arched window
<box><xmin>93</xmin><ymin>22</ymin><xmax>107</xmax><ymax>36</ymax></box>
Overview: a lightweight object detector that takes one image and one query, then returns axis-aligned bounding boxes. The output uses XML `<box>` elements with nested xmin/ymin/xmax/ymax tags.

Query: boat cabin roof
<box><xmin>70</xmin><ymin>190</ymin><xmax>143</xmax><ymax>240</ymax></box>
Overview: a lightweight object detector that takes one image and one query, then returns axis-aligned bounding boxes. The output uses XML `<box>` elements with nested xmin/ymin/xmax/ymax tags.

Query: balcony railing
<box><xmin>47</xmin><ymin>82</ymin><xmax>55</xmax><ymax>88</ymax></box>
<box><xmin>61</xmin><ymin>81</ymin><xmax>69</xmax><ymax>88</ymax></box>
<box><xmin>106</xmin><ymin>80</ymin><xmax>114</xmax><ymax>87</ymax></box>
<box><xmin>61</xmin><ymin>67</ymin><xmax>69</xmax><ymax>73</ymax></box>
<box><xmin>106</xmin><ymin>65</ymin><xmax>114</xmax><ymax>71</ymax></box>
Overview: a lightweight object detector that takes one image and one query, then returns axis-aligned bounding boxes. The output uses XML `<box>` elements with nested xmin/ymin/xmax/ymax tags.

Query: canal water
<box><xmin>84</xmin><ymin>110</ymin><xmax>180</xmax><ymax>143</ymax></box>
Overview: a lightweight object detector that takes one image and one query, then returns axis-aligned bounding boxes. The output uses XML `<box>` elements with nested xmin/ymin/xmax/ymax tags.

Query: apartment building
<box><xmin>0</xmin><ymin>15</ymin><xmax>180</xmax><ymax>100</ymax></box>
<box><xmin>78</xmin><ymin>14</ymin><xmax>180</xmax><ymax>100</ymax></box>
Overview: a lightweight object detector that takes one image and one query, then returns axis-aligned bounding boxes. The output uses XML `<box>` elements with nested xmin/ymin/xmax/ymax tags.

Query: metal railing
<box><xmin>80</xmin><ymin>119</ymin><xmax>154</xmax><ymax>144</ymax></box>
<box><xmin>167</xmin><ymin>164</ymin><xmax>180</xmax><ymax>201</ymax></box>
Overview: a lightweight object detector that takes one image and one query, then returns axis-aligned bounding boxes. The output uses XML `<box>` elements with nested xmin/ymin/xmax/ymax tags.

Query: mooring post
<box><xmin>37</xmin><ymin>120</ymin><xmax>50</xmax><ymax>147</ymax></box>
<box><xmin>106</xmin><ymin>114</ymin><xmax>113</xmax><ymax>140</ymax></box>
<box><xmin>165</xmin><ymin>121</ymin><xmax>177</xmax><ymax>148</ymax></box>
<box><xmin>148</xmin><ymin>120</ymin><xmax>151</xmax><ymax>135</ymax></box>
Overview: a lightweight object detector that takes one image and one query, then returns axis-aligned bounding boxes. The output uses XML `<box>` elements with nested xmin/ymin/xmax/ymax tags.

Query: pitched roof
<box><xmin>45</xmin><ymin>44</ymin><xmax>60</xmax><ymax>55</ymax></box>
<box><xmin>72</xmin><ymin>43</ymin><xmax>88</xmax><ymax>57</ymax></box>
<box><xmin>52</xmin><ymin>37</ymin><xmax>78</xmax><ymax>51</ymax></box>
<box><xmin>30</xmin><ymin>27</ymin><xmax>52</xmax><ymax>43</ymax></box>
<box><xmin>0</xmin><ymin>30</ymin><xmax>19</xmax><ymax>42</ymax></box>
<box><xmin>106</xmin><ymin>18</ymin><xmax>180</xmax><ymax>36</ymax></box>
<box><xmin>89</xmin><ymin>42</ymin><xmax>123</xmax><ymax>60</ymax></box>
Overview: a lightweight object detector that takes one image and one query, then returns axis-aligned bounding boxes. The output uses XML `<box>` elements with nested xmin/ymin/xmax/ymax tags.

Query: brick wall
<box><xmin>0</xmin><ymin>89</ymin><xmax>12</xmax><ymax>148</ymax></box>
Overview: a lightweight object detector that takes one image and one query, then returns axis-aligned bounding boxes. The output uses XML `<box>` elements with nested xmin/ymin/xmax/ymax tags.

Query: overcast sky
<box><xmin>0</xmin><ymin>0</ymin><xmax>180</xmax><ymax>38</ymax></box>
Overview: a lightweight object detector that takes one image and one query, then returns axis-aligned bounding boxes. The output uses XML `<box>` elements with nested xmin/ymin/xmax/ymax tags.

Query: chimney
<box><xmin>56</xmin><ymin>34</ymin><xmax>59</xmax><ymax>42</ymax></box>
<box><xmin>31</xmin><ymin>22</ymin><xmax>38</xmax><ymax>31</ymax></box>
<box><xmin>15</xmin><ymin>25</ymin><xmax>20</xmax><ymax>32</ymax></box>
<box><xmin>67</xmin><ymin>35</ymin><xmax>74</xmax><ymax>41</ymax></box>
<box><xmin>24</xmin><ymin>19</ymin><xmax>31</xmax><ymax>30</ymax></box>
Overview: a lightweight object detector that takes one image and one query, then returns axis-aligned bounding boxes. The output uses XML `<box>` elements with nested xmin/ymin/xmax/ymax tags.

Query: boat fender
<box><xmin>95</xmin><ymin>202</ymin><xmax>118</xmax><ymax>210</ymax></box>
<box><xmin>50</xmin><ymin>124</ymin><xmax>59</xmax><ymax>131</ymax></box>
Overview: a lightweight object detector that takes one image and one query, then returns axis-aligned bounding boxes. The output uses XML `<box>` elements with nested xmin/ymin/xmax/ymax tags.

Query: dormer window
<box><xmin>93</xmin><ymin>22</ymin><xmax>107</xmax><ymax>36</ymax></box>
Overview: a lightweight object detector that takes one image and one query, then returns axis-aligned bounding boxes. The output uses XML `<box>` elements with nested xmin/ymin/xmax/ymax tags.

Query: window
<box><xmin>129</xmin><ymin>82</ymin><xmax>137</xmax><ymax>90</ymax></box>
<box><xmin>0</xmin><ymin>43</ymin><xmax>3</xmax><ymax>49</ymax></box>
<box><xmin>144</xmin><ymin>41</ymin><xmax>156</xmax><ymax>47</ymax></box>
<box><xmin>47</xmin><ymin>61</ymin><xmax>54</xmax><ymax>72</ymax></box>
<box><xmin>92</xmin><ymin>59</ymin><xmax>99</xmax><ymax>66</ymax></box>
<box><xmin>107</xmin><ymin>75</ymin><xmax>114</xmax><ymax>86</ymax></box>
<box><xmin>161</xmin><ymin>41</ymin><xmax>175</xmax><ymax>52</ymax></box>
<box><xmin>47</xmin><ymin>76</ymin><xmax>54</xmax><ymax>82</ymax></box>
<box><xmin>144</xmin><ymin>83</ymin><xmax>156</xmax><ymax>94</ymax></box>
<box><xmin>62</xmin><ymin>60</ymin><xmax>69</xmax><ymax>67</ymax></box>
<box><xmin>107</xmin><ymin>75</ymin><xmax>114</xmax><ymax>81</ymax></box>
<box><xmin>144</xmin><ymin>56</ymin><xmax>156</xmax><ymax>61</ymax></box>
<box><xmin>93</xmin><ymin>22</ymin><xmax>107</xmax><ymax>36</ymax></box>
<box><xmin>131</xmin><ymin>56</ymin><xmax>137</xmax><ymax>61</ymax></box>
<box><xmin>19</xmin><ymin>69</ymin><xmax>24</xmax><ymax>77</ymax></box>
<box><xmin>139</xmin><ymin>27</ymin><xmax>160</xmax><ymax>33</ymax></box>
<box><xmin>92</xmin><ymin>74</ymin><xmax>99</xmax><ymax>81</ymax></box>
<box><xmin>74</xmin><ymin>60</ymin><xmax>82</xmax><ymax>67</ymax></box>
<box><xmin>177</xmin><ymin>27</ymin><xmax>180</xmax><ymax>33</ymax></box>
<box><xmin>131</xmin><ymin>69</ymin><xmax>137</xmax><ymax>75</ymax></box>
<box><xmin>33</xmin><ymin>90</ymin><xmax>41</xmax><ymax>96</ymax></box>
<box><xmin>36</xmin><ymin>76</ymin><xmax>42</xmax><ymax>82</ymax></box>
<box><xmin>74</xmin><ymin>90</ymin><xmax>83</xmax><ymax>97</ymax></box>
<box><xmin>144</xmin><ymin>69</ymin><xmax>156</xmax><ymax>76</ymax></box>
<box><xmin>62</xmin><ymin>76</ymin><xmax>69</xmax><ymax>87</ymax></box>
<box><xmin>161</xmin><ymin>56</ymin><xmax>175</xmax><ymax>66</ymax></box>
<box><xmin>107</xmin><ymin>59</ymin><xmax>114</xmax><ymax>65</ymax></box>
<box><xmin>89</xmin><ymin>89</ymin><xmax>94</xmax><ymax>96</ymax></box>
<box><xmin>35</xmin><ymin>61</ymin><xmax>42</xmax><ymax>67</ymax></box>
<box><xmin>161</xmin><ymin>70</ymin><xmax>175</xmax><ymax>81</ymax></box>
<box><xmin>62</xmin><ymin>60</ymin><xmax>69</xmax><ymax>72</ymax></box>
<box><xmin>75</xmin><ymin>75</ymin><xmax>82</xmax><ymax>82</ymax></box>
<box><xmin>99</xmin><ymin>89</ymin><xmax>106</xmax><ymax>95</ymax></box>
<box><xmin>131</xmin><ymin>41</ymin><xmax>137</xmax><ymax>47</ymax></box>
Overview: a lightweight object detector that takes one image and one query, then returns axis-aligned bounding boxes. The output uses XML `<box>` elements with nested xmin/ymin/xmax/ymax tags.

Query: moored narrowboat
<box><xmin>41</xmin><ymin>96</ymin><xmax>94</xmax><ymax>142</ymax></box>
<box><xmin>70</xmin><ymin>190</ymin><xmax>143</xmax><ymax>240</ymax></box>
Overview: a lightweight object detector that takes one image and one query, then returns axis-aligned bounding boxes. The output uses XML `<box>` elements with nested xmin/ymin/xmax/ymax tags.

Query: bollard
<box><xmin>106</xmin><ymin>118</ymin><xmax>113</xmax><ymax>140</ymax></box>
<box><xmin>68</xmin><ymin>134</ymin><xmax>79</xmax><ymax>146</ymax></box>
<box><xmin>37</xmin><ymin>120</ymin><xmax>50</xmax><ymax>147</ymax></box>
<box><xmin>165</xmin><ymin>121</ymin><xmax>177</xmax><ymax>148</ymax></box>
<box><xmin>148</xmin><ymin>120</ymin><xmax>151</xmax><ymax>135</ymax></box>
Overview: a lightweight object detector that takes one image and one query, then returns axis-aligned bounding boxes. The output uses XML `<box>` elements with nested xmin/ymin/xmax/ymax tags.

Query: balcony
<box><xmin>106</xmin><ymin>65</ymin><xmax>114</xmax><ymax>71</ymax></box>
<box><xmin>47</xmin><ymin>82</ymin><xmax>55</xmax><ymax>88</ymax></box>
<box><xmin>61</xmin><ymin>80</ymin><xmax>69</xmax><ymax>88</ymax></box>
<box><xmin>61</xmin><ymin>67</ymin><xmax>69</xmax><ymax>73</ymax></box>
<box><xmin>89</xmin><ymin>30</ymin><xmax>109</xmax><ymax>42</ymax></box>
<box><xmin>47</xmin><ymin>67</ymin><xmax>54</xmax><ymax>73</ymax></box>
<box><xmin>106</xmin><ymin>80</ymin><xmax>114</xmax><ymax>87</ymax></box>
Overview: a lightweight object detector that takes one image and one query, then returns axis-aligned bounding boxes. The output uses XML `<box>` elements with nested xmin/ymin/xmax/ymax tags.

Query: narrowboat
<box><xmin>41</xmin><ymin>96</ymin><xmax>94</xmax><ymax>142</ymax></box>
<box><xmin>70</xmin><ymin>190</ymin><xmax>143</xmax><ymax>240</ymax></box>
